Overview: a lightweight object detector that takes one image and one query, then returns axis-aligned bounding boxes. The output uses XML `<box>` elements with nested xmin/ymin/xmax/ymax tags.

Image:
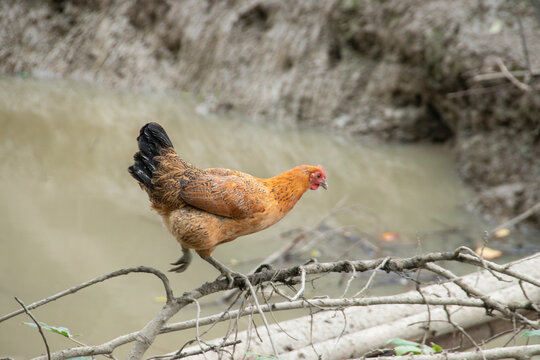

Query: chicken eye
<box><xmin>317</xmin><ymin>173</ymin><xmax>321</xmax><ymax>178</ymax></box>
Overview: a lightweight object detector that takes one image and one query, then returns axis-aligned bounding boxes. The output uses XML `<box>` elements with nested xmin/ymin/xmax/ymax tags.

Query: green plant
<box><xmin>23</xmin><ymin>322</ymin><xmax>85</xmax><ymax>346</ymax></box>
<box><xmin>387</xmin><ymin>338</ymin><xmax>443</xmax><ymax>355</ymax></box>
<box><xmin>523</xmin><ymin>329</ymin><xmax>540</xmax><ymax>337</ymax></box>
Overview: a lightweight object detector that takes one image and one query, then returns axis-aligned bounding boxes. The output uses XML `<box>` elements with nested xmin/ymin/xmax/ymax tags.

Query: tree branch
<box><xmin>495</xmin><ymin>57</ymin><xmax>531</xmax><ymax>92</ymax></box>
<box><xmin>149</xmin><ymin>340</ymin><xmax>242</xmax><ymax>360</ymax></box>
<box><xmin>15</xmin><ymin>297</ymin><xmax>51</xmax><ymax>360</ymax></box>
<box><xmin>0</xmin><ymin>266</ymin><xmax>173</xmax><ymax>324</ymax></box>
<box><xmin>454</xmin><ymin>249</ymin><xmax>540</xmax><ymax>289</ymax></box>
<box><xmin>423</xmin><ymin>262</ymin><xmax>539</xmax><ymax>329</ymax></box>
<box><xmin>488</xmin><ymin>202</ymin><xmax>540</xmax><ymax>240</ymax></box>
<box><xmin>362</xmin><ymin>344</ymin><xmax>540</xmax><ymax>360</ymax></box>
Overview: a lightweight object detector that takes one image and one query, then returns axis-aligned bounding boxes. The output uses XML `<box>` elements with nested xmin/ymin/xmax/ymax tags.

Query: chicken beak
<box><xmin>321</xmin><ymin>179</ymin><xmax>328</xmax><ymax>190</ymax></box>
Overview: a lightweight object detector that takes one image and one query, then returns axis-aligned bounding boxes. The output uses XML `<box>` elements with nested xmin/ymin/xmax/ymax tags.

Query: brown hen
<box><xmin>128</xmin><ymin>122</ymin><xmax>327</xmax><ymax>285</ymax></box>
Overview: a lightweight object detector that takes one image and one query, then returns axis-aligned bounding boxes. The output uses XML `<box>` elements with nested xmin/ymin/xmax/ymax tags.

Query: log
<box><xmin>183</xmin><ymin>253</ymin><xmax>540</xmax><ymax>359</ymax></box>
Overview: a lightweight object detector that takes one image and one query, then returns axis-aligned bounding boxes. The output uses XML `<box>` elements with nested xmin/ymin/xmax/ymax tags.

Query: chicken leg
<box><xmin>203</xmin><ymin>255</ymin><xmax>244</xmax><ymax>288</ymax></box>
<box><xmin>169</xmin><ymin>246</ymin><xmax>192</xmax><ymax>273</ymax></box>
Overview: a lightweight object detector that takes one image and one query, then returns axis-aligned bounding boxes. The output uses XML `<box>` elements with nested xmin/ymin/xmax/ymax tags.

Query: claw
<box><xmin>204</xmin><ymin>255</ymin><xmax>245</xmax><ymax>288</ymax></box>
<box><xmin>254</xmin><ymin>263</ymin><xmax>273</xmax><ymax>273</ymax></box>
<box><xmin>217</xmin><ymin>270</ymin><xmax>243</xmax><ymax>288</ymax></box>
<box><xmin>169</xmin><ymin>262</ymin><xmax>189</xmax><ymax>273</ymax></box>
<box><xmin>225</xmin><ymin>272</ymin><xmax>236</xmax><ymax>289</ymax></box>
<box><xmin>170</xmin><ymin>258</ymin><xmax>185</xmax><ymax>265</ymax></box>
<box><xmin>169</xmin><ymin>247</ymin><xmax>192</xmax><ymax>273</ymax></box>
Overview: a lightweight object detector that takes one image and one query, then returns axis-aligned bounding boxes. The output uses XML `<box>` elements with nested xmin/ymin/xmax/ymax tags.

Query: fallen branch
<box><xmin>360</xmin><ymin>344</ymin><xmax>540</xmax><ymax>360</ymax></box>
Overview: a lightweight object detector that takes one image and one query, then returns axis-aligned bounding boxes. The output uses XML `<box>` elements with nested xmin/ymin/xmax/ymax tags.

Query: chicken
<box><xmin>128</xmin><ymin>122</ymin><xmax>327</xmax><ymax>285</ymax></box>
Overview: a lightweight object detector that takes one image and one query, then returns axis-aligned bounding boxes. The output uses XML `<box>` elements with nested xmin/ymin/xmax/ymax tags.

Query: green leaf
<box><xmin>431</xmin><ymin>343</ymin><xmax>443</xmax><ymax>352</ymax></box>
<box><xmin>387</xmin><ymin>338</ymin><xmax>420</xmax><ymax>347</ymax></box>
<box><xmin>420</xmin><ymin>345</ymin><xmax>435</xmax><ymax>354</ymax></box>
<box><xmin>523</xmin><ymin>329</ymin><xmax>540</xmax><ymax>337</ymax></box>
<box><xmin>49</xmin><ymin>326</ymin><xmax>72</xmax><ymax>338</ymax></box>
<box><xmin>22</xmin><ymin>321</ymin><xmax>73</xmax><ymax>338</ymax></box>
<box><xmin>395</xmin><ymin>345</ymin><xmax>422</xmax><ymax>355</ymax></box>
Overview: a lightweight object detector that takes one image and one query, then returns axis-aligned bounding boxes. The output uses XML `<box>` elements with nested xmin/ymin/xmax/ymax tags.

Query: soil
<box><xmin>1</xmin><ymin>0</ymin><xmax>539</xmax><ymax>230</ymax></box>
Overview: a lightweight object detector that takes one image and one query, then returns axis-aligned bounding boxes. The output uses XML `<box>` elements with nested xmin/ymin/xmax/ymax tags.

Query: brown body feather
<box><xmin>151</xmin><ymin>148</ymin><xmax>315</xmax><ymax>257</ymax></box>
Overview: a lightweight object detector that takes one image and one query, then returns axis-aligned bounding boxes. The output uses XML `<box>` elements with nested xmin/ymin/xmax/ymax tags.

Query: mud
<box><xmin>1</xmin><ymin>0</ymin><xmax>539</xmax><ymax>229</ymax></box>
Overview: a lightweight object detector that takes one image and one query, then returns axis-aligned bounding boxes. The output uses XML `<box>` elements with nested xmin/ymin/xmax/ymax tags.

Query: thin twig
<box><xmin>352</xmin><ymin>257</ymin><xmax>389</xmax><ymax>297</ymax></box>
<box><xmin>455</xmin><ymin>248</ymin><xmax>540</xmax><ymax>288</ymax></box>
<box><xmin>260</xmin><ymin>284</ymin><xmax>297</xmax><ymax>341</ymax></box>
<box><xmin>184</xmin><ymin>297</ymin><xmax>208</xmax><ymax>360</ymax></box>
<box><xmin>0</xmin><ymin>266</ymin><xmax>173</xmax><ymax>323</ymax></box>
<box><xmin>481</xmin><ymin>325</ymin><xmax>525</xmax><ymax>347</ymax></box>
<box><xmin>532</xmin><ymin>0</ymin><xmax>540</xmax><ymax>24</ymax></box>
<box><xmin>443</xmin><ymin>305</ymin><xmax>486</xmax><ymax>360</ymax></box>
<box><xmin>416</xmin><ymin>273</ymin><xmax>432</xmax><ymax>346</ymax></box>
<box><xmin>15</xmin><ymin>297</ymin><xmax>51</xmax><ymax>360</ymax></box>
<box><xmin>519</xmin><ymin>280</ymin><xmax>540</xmax><ymax>312</ymax></box>
<box><xmin>240</xmin><ymin>275</ymin><xmax>280</xmax><ymax>358</ymax></box>
<box><xmin>232</xmin><ymin>293</ymin><xmax>249</xmax><ymax>357</ymax></box>
<box><xmin>332</xmin><ymin>309</ymin><xmax>348</xmax><ymax>353</ymax></box>
<box><xmin>424</xmin><ymin>263</ymin><xmax>539</xmax><ymax>329</ymax></box>
<box><xmin>157</xmin><ymin>340</ymin><xmax>241</xmax><ymax>360</ymax></box>
<box><xmin>495</xmin><ymin>57</ymin><xmax>531</xmax><ymax>92</ymax></box>
<box><xmin>201</xmin><ymin>289</ymin><xmax>244</xmax><ymax>339</ymax></box>
<box><xmin>446</xmin><ymin>83</ymin><xmax>512</xmax><ymax>98</ymax></box>
<box><xmin>516</xmin><ymin>13</ymin><xmax>533</xmax><ymax>84</ymax></box>
<box><xmin>488</xmin><ymin>201</ymin><xmax>540</xmax><ymax>238</ymax></box>
<box><xmin>471</xmin><ymin>235</ymin><xmax>510</xmax><ymax>285</ymax></box>
<box><xmin>307</xmin><ymin>302</ymin><xmax>321</xmax><ymax>359</ymax></box>
<box><xmin>341</xmin><ymin>261</ymin><xmax>357</xmax><ymax>297</ymax></box>
<box><xmin>472</xmin><ymin>69</ymin><xmax>540</xmax><ymax>82</ymax></box>
<box><xmin>240</xmin><ymin>300</ymin><xmax>256</xmax><ymax>360</ymax></box>
<box><xmin>289</xmin><ymin>267</ymin><xmax>306</xmax><ymax>301</ymax></box>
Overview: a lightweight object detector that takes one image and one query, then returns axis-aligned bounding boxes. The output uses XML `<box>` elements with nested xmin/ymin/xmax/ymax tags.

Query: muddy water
<box><xmin>0</xmin><ymin>77</ymin><xmax>526</xmax><ymax>358</ymax></box>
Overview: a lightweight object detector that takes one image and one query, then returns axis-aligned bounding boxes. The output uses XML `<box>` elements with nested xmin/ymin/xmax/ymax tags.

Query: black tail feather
<box><xmin>128</xmin><ymin>122</ymin><xmax>174</xmax><ymax>188</ymax></box>
<box><xmin>142</xmin><ymin>122</ymin><xmax>174</xmax><ymax>149</ymax></box>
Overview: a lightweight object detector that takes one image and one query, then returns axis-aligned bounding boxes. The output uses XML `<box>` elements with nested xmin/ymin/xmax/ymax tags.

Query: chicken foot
<box><xmin>169</xmin><ymin>246</ymin><xmax>192</xmax><ymax>273</ymax></box>
<box><xmin>203</xmin><ymin>255</ymin><xmax>245</xmax><ymax>288</ymax></box>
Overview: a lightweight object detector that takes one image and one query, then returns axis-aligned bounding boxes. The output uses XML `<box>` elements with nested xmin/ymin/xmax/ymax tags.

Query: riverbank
<box><xmin>1</xmin><ymin>0</ymin><xmax>539</xmax><ymax>230</ymax></box>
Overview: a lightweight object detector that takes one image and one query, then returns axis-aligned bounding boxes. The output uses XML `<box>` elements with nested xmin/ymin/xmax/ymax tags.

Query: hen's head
<box><xmin>308</xmin><ymin>165</ymin><xmax>327</xmax><ymax>190</ymax></box>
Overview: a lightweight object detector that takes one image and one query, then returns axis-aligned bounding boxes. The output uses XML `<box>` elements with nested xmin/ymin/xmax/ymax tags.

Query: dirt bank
<box><xmin>1</xmin><ymin>0</ymin><xmax>539</xmax><ymax>230</ymax></box>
